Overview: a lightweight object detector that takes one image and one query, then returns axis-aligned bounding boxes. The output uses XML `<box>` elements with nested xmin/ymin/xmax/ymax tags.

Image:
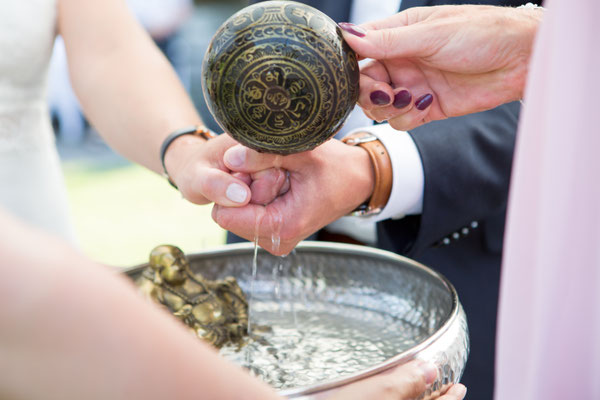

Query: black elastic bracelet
<box><xmin>159</xmin><ymin>125</ymin><xmax>216</xmax><ymax>189</ymax></box>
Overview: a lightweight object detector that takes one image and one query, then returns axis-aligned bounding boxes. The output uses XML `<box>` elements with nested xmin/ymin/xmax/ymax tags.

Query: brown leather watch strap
<box><xmin>342</xmin><ymin>132</ymin><xmax>393</xmax><ymax>216</ymax></box>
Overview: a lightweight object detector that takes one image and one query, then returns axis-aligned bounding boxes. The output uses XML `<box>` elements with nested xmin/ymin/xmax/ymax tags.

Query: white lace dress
<box><xmin>0</xmin><ymin>0</ymin><xmax>77</xmax><ymax>243</ymax></box>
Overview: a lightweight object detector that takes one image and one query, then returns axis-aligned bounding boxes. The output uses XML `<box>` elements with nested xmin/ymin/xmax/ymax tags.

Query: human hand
<box><xmin>212</xmin><ymin>139</ymin><xmax>374</xmax><ymax>256</ymax></box>
<box><xmin>326</xmin><ymin>360</ymin><xmax>466</xmax><ymax>400</ymax></box>
<box><xmin>340</xmin><ymin>5</ymin><xmax>543</xmax><ymax>130</ymax></box>
<box><xmin>163</xmin><ymin>133</ymin><xmax>288</xmax><ymax>207</ymax></box>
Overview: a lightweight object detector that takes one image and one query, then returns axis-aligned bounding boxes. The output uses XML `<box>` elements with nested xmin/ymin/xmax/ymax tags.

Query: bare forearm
<box><xmin>0</xmin><ymin>210</ymin><xmax>280</xmax><ymax>400</ymax></box>
<box><xmin>58</xmin><ymin>0</ymin><xmax>201</xmax><ymax>174</ymax></box>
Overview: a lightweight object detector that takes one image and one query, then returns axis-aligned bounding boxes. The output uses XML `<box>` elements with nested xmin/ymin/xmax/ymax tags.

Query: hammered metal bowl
<box><xmin>124</xmin><ymin>242</ymin><xmax>469</xmax><ymax>399</ymax></box>
<box><xmin>202</xmin><ymin>1</ymin><xmax>359</xmax><ymax>154</ymax></box>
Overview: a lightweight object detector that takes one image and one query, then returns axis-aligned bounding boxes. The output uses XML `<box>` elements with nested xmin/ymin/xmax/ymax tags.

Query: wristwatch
<box><xmin>342</xmin><ymin>131</ymin><xmax>393</xmax><ymax>217</ymax></box>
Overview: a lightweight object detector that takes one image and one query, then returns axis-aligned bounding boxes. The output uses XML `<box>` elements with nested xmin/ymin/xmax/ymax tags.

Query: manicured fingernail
<box><xmin>224</xmin><ymin>146</ymin><xmax>246</xmax><ymax>168</ymax></box>
<box><xmin>226</xmin><ymin>183</ymin><xmax>248</xmax><ymax>203</ymax></box>
<box><xmin>418</xmin><ymin>361</ymin><xmax>438</xmax><ymax>387</ymax></box>
<box><xmin>338</xmin><ymin>22</ymin><xmax>366</xmax><ymax>37</ymax></box>
<box><xmin>393</xmin><ymin>90</ymin><xmax>412</xmax><ymax>109</ymax></box>
<box><xmin>370</xmin><ymin>90</ymin><xmax>391</xmax><ymax>105</ymax></box>
<box><xmin>415</xmin><ymin>94</ymin><xmax>433</xmax><ymax>110</ymax></box>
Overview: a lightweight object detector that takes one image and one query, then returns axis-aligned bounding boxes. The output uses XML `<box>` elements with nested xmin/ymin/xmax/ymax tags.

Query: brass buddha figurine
<box><xmin>137</xmin><ymin>245</ymin><xmax>249</xmax><ymax>348</ymax></box>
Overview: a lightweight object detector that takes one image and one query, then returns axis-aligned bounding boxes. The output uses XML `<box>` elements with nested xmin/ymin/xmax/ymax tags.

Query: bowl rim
<box><xmin>123</xmin><ymin>241</ymin><xmax>460</xmax><ymax>397</ymax></box>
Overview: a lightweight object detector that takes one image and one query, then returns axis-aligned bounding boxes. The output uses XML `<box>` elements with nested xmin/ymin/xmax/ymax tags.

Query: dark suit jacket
<box><xmin>377</xmin><ymin>3</ymin><xmax>537</xmax><ymax>400</ymax></box>
<box><xmin>245</xmin><ymin>1</ymin><xmax>541</xmax><ymax>398</ymax></box>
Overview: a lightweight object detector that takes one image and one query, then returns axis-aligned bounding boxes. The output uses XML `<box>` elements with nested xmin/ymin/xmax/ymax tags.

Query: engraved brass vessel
<box><xmin>202</xmin><ymin>1</ymin><xmax>360</xmax><ymax>154</ymax></box>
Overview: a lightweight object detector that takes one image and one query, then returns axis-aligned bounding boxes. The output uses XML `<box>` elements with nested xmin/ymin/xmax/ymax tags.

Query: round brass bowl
<box><xmin>124</xmin><ymin>242</ymin><xmax>469</xmax><ymax>399</ymax></box>
<box><xmin>202</xmin><ymin>1</ymin><xmax>360</xmax><ymax>154</ymax></box>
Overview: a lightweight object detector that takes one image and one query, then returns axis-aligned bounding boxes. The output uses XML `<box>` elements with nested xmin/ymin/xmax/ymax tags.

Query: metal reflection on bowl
<box><xmin>202</xmin><ymin>1</ymin><xmax>360</xmax><ymax>154</ymax></box>
<box><xmin>124</xmin><ymin>242</ymin><xmax>469</xmax><ymax>399</ymax></box>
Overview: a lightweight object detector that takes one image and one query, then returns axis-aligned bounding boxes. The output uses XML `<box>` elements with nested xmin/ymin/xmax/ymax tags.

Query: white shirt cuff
<box><xmin>347</xmin><ymin>124</ymin><xmax>424</xmax><ymax>222</ymax></box>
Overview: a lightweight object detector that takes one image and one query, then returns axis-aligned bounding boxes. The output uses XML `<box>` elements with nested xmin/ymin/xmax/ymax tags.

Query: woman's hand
<box><xmin>212</xmin><ymin>139</ymin><xmax>374</xmax><ymax>256</ymax></box>
<box><xmin>164</xmin><ymin>133</ymin><xmax>288</xmax><ymax>207</ymax></box>
<box><xmin>59</xmin><ymin>0</ymin><xmax>290</xmax><ymax>209</ymax></box>
<box><xmin>341</xmin><ymin>5</ymin><xmax>543</xmax><ymax>130</ymax></box>
<box><xmin>326</xmin><ymin>360</ymin><xmax>466</xmax><ymax>400</ymax></box>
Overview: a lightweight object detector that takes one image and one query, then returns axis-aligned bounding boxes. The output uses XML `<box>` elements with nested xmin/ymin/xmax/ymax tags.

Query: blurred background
<box><xmin>51</xmin><ymin>0</ymin><xmax>246</xmax><ymax>267</ymax></box>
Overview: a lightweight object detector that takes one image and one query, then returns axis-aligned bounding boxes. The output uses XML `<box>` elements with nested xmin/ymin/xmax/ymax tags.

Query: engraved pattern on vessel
<box><xmin>203</xmin><ymin>1</ymin><xmax>359</xmax><ymax>154</ymax></box>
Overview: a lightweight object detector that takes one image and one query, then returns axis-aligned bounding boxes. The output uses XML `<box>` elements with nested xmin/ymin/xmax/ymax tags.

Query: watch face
<box><xmin>202</xmin><ymin>1</ymin><xmax>359</xmax><ymax>155</ymax></box>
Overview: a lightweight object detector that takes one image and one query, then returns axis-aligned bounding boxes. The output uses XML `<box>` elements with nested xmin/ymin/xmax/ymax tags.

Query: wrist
<box><xmin>160</xmin><ymin>126</ymin><xmax>215</xmax><ymax>189</ymax></box>
<box><xmin>342</xmin><ymin>132</ymin><xmax>392</xmax><ymax>217</ymax></box>
<box><xmin>510</xmin><ymin>4</ymin><xmax>545</xmax><ymax>99</ymax></box>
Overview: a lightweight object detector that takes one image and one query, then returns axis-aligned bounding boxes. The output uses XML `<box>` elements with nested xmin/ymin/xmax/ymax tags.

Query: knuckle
<box><xmin>279</xmin><ymin>221</ymin><xmax>306</xmax><ymax>244</ymax></box>
<box><xmin>212</xmin><ymin>207</ymin><xmax>232</xmax><ymax>229</ymax></box>
<box><xmin>358</xmin><ymin>98</ymin><xmax>375</xmax><ymax>112</ymax></box>
<box><xmin>379</xmin><ymin>376</ymin><xmax>403</xmax><ymax>397</ymax></box>
<box><xmin>196</xmin><ymin>177</ymin><xmax>215</xmax><ymax>200</ymax></box>
<box><xmin>378</xmin><ymin>30</ymin><xmax>398</xmax><ymax>59</ymax></box>
<box><xmin>211</xmin><ymin>206</ymin><xmax>224</xmax><ymax>225</ymax></box>
<box><xmin>367</xmin><ymin>109</ymin><xmax>389</xmax><ymax>123</ymax></box>
<box><xmin>388</xmin><ymin>117</ymin><xmax>409</xmax><ymax>131</ymax></box>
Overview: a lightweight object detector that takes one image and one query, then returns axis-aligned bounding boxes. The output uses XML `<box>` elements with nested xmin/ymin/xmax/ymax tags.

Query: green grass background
<box><xmin>63</xmin><ymin>160</ymin><xmax>226</xmax><ymax>268</ymax></box>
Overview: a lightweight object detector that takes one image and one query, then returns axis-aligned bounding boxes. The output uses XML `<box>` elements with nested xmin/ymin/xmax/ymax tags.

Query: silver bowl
<box><xmin>124</xmin><ymin>242</ymin><xmax>469</xmax><ymax>399</ymax></box>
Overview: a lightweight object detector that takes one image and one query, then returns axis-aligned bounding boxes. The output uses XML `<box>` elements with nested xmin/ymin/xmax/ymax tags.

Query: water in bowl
<box><xmin>232</xmin><ymin>195</ymin><xmax>431</xmax><ymax>390</ymax></box>
<box><xmin>221</xmin><ymin>298</ymin><xmax>430</xmax><ymax>390</ymax></box>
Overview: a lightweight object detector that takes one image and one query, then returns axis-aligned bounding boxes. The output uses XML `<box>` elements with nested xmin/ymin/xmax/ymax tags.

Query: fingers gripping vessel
<box><xmin>202</xmin><ymin>1</ymin><xmax>360</xmax><ymax>154</ymax></box>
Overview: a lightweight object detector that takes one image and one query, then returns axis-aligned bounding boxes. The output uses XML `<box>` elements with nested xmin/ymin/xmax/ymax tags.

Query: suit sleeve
<box><xmin>378</xmin><ymin>101</ymin><xmax>521</xmax><ymax>257</ymax></box>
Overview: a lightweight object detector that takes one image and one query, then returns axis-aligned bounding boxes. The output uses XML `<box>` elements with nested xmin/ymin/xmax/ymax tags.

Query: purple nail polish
<box><xmin>415</xmin><ymin>94</ymin><xmax>433</xmax><ymax>110</ymax></box>
<box><xmin>393</xmin><ymin>90</ymin><xmax>412</xmax><ymax>109</ymax></box>
<box><xmin>338</xmin><ymin>22</ymin><xmax>366</xmax><ymax>38</ymax></box>
<box><xmin>370</xmin><ymin>90</ymin><xmax>391</xmax><ymax>105</ymax></box>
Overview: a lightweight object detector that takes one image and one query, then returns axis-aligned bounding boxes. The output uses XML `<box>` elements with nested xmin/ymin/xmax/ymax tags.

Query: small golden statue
<box><xmin>137</xmin><ymin>245</ymin><xmax>249</xmax><ymax>348</ymax></box>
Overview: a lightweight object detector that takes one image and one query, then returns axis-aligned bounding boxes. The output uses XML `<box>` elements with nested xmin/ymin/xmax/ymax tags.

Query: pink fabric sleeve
<box><xmin>495</xmin><ymin>0</ymin><xmax>600</xmax><ymax>398</ymax></box>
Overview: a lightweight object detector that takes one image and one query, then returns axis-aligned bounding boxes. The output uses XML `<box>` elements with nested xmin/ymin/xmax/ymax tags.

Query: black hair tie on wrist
<box><xmin>159</xmin><ymin>126</ymin><xmax>216</xmax><ymax>189</ymax></box>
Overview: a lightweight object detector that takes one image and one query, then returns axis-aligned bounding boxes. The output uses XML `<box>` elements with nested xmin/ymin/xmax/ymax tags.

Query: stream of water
<box><xmin>224</xmin><ymin>176</ymin><xmax>429</xmax><ymax>390</ymax></box>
